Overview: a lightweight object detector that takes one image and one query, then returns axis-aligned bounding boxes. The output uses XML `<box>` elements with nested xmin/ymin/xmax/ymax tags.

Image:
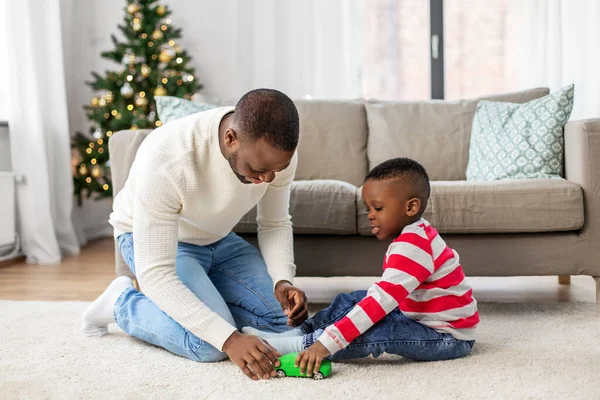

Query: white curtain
<box><xmin>512</xmin><ymin>0</ymin><xmax>600</xmax><ymax>120</ymax></box>
<box><xmin>176</xmin><ymin>0</ymin><xmax>363</xmax><ymax>103</ymax></box>
<box><xmin>231</xmin><ymin>0</ymin><xmax>362</xmax><ymax>101</ymax></box>
<box><xmin>0</xmin><ymin>1</ymin><xmax>7</xmax><ymax>122</ymax></box>
<box><xmin>2</xmin><ymin>0</ymin><xmax>79</xmax><ymax>264</ymax></box>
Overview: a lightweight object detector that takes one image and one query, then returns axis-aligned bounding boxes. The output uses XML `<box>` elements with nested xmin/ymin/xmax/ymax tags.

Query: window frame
<box><xmin>430</xmin><ymin>0</ymin><xmax>445</xmax><ymax>99</ymax></box>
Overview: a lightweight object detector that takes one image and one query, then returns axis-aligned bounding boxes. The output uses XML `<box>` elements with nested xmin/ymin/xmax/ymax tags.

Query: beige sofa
<box><xmin>109</xmin><ymin>87</ymin><xmax>600</xmax><ymax>309</ymax></box>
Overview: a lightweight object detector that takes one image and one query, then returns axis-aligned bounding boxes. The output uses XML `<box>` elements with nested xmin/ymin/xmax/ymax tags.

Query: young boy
<box><xmin>243</xmin><ymin>158</ymin><xmax>479</xmax><ymax>376</ymax></box>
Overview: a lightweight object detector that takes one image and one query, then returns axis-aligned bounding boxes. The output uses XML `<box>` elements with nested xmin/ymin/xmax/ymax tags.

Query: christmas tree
<box><xmin>72</xmin><ymin>0</ymin><xmax>201</xmax><ymax>203</ymax></box>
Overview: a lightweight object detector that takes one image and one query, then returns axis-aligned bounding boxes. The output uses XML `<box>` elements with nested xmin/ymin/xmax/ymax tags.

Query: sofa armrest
<box><xmin>564</xmin><ymin>119</ymin><xmax>600</xmax><ymax>272</ymax></box>
<box><xmin>108</xmin><ymin>129</ymin><xmax>152</xmax><ymax>278</ymax></box>
<box><xmin>108</xmin><ymin>129</ymin><xmax>152</xmax><ymax>197</ymax></box>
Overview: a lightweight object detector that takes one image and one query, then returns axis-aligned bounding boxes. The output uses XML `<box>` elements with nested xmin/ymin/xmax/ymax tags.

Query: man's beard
<box><xmin>227</xmin><ymin>150</ymin><xmax>252</xmax><ymax>184</ymax></box>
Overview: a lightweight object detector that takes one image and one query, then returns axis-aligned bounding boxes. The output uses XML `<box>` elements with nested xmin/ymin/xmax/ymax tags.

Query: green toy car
<box><xmin>274</xmin><ymin>353</ymin><xmax>332</xmax><ymax>380</ymax></box>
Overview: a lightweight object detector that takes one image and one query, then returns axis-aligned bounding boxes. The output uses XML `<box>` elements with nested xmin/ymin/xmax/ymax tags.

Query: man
<box><xmin>82</xmin><ymin>89</ymin><xmax>308</xmax><ymax>381</ymax></box>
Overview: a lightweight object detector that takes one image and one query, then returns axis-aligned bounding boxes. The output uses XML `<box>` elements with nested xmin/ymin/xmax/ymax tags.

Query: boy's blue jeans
<box><xmin>114</xmin><ymin>232</ymin><xmax>289</xmax><ymax>362</ymax></box>
<box><xmin>301</xmin><ymin>291</ymin><xmax>475</xmax><ymax>361</ymax></box>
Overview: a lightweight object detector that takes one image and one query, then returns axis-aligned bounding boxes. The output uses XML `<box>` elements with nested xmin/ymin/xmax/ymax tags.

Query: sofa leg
<box><xmin>558</xmin><ymin>275</ymin><xmax>571</xmax><ymax>285</ymax></box>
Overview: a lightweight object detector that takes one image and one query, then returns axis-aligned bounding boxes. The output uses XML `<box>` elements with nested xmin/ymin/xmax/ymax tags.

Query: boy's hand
<box><xmin>295</xmin><ymin>341</ymin><xmax>330</xmax><ymax>376</ymax></box>
<box><xmin>274</xmin><ymin>280</ymin><xmax>308</xmax><ymax>326</ymax></box>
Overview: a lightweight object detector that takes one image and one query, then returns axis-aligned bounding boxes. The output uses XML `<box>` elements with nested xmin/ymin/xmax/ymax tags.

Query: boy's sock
<box><xmin>241</xmin><ymin>326</ymin><xmax>304</xmax><ymax>339</ymax></box>
<box><xmin>81</xmin><ymin>276</ymin><xmax>133</xmax><ymax>337</ymax></box>
<box><xmin>302</xmin><ymin>329</ymin><xmax>324</xmax><ymax>350</ymax></box>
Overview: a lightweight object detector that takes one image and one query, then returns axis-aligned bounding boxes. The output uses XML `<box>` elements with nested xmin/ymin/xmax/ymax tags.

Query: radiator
<box><xmin>0</xmin><ymin>171</ymin><xmax>18</xmax><ymax>257</ymax></box>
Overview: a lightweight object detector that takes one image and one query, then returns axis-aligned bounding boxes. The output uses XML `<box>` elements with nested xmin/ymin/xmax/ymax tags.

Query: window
<box><xmin>361</xmin><ymin>0</ymin><xmax>430</xmax><ymax>100</ymax></box>
<box><xmin>361</xmin><ymin>0</ymin><xmax>519</xmax><ymax>100</ymax></box>
<box><xmin>444</xmin><ymin>0</ymin><xmax>517</xmax><ymax>99</ymax></box>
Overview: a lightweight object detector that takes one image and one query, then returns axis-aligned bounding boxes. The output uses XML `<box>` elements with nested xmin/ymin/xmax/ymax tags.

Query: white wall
<box><xmin>0</xmin><ymin>125</ymin><xmax>18</xmax><ymax>258</ymax></box>
<box><xmin>0</xmin><ymin>125</ymin><xmax>10</xmax><ymax>172</ymax></box>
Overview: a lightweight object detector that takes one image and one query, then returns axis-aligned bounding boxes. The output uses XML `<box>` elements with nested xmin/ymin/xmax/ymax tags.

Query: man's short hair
<box><xmin>366</xmin><ymin>158</ymin><xmax>431</xmax><ymax>214</ymax></box>
<box><xmin>233</xmin><ymin>89</ymin><xmax>299</xmax><ymax>152</ymax></box>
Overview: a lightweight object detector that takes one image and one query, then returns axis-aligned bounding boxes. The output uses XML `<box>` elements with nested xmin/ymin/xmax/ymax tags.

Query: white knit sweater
<box><xmin>109</xmin><ymin>107</ymin><xmax>297</xmax><ymax>350</ymax></box>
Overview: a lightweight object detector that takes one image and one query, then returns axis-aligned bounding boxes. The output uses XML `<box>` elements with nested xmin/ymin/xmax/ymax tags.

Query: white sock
<box><xmin>264</xmin><ymin>336</ymin><xmax>304</xmax><ymax>355</ymax></box>
<box><xmin>82</xmin><ymin>276</ymin><xmax>133</xmax><ymax>337</ymax></box>
<box><xmin>242</xmin><ymin>326</ymin><xmax>303</xmax><ymax>339</ymax></box>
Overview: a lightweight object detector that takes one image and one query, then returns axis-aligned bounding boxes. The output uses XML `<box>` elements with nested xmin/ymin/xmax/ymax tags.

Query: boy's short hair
<box><xmin>365</xmin><ymin>158</ymin><xmax>431</xmax><ymax>217</ymax></box>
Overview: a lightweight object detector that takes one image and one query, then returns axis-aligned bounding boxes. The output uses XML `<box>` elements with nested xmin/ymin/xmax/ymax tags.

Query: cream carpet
<box><xmin>1</xmin><ymin>300</ymin><xmax>599</xmax><ymax>400</ymax></box>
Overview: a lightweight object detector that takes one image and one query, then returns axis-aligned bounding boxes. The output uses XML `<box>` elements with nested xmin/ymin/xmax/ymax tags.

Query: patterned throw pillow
<box><xmin>155</xmin><ymin>96</ymin><xmax>217</xmax><ymax>125</ymax></box>
<box><xmin>466</xmin><ymin>85</ymin><xmax>574</xmax><ymax>181</ymax></box>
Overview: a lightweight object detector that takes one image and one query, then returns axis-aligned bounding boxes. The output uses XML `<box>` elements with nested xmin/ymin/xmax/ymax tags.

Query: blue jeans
<box><xmin>115</xmin><ymin>232</ymin><xmax>289</xmax><ymax>362</ymax></box>
<box><xmin>301</xmin><ymin>291</ymin><xmax>475</xmax><ymax>361</ymax></box>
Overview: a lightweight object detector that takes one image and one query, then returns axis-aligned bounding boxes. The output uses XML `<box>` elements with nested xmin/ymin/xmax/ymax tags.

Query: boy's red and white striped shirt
<box><xmin>318</xmin><ymin>218</ymin><xmax>479</xmax><ymax>355</ymax></box>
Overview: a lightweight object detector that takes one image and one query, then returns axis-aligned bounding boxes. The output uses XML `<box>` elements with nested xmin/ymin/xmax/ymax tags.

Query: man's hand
<box><xmin>222</xmin><ymin>331</ymin><xmax>281</xmax><ymax>380</ymax></box>
<box><xmin>274</xmin><ymin>280</ymin><xmax>308</xmax><ymax>326</ymax></box>
<box><xmin>295</xmin><ymin>341</ymin><xmax>331</xmax><ymax>376</ymax></box>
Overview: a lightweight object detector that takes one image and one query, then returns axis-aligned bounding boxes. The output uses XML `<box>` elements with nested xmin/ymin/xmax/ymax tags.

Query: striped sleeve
<box><xmin>318</xmin><ymin>231</ymin><xmax>434</xmax><ymax>354</ymax></box>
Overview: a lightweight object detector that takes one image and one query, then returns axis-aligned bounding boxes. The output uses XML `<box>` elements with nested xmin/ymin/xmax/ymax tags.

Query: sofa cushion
<box><xmin>235</xmin><ymin>180</ymin><xmax>358</xmax><ymax>235</ymax></box>
<box><xmin>155</xmin><ymin>96</ymin><xmax>218</xmax><ymax>125</ymax></box>
<box><xmin>294</xmin><ymin>100</ymin><xmax>368</xmax><ymax>187</ymax></box>
<box><xmin>467</xmin><ymin>85</ymin><xmax>574</xmax><ymax>180</ymax></box>
<box><xmin>357</xmin><ymin>179</ymin><xmax>584</xmax><ymax>235</ymax></box>
<box><xmin>365</xmin><ymin>87</ymin><xmax>550</xmax><ymax>181</ymax></box>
